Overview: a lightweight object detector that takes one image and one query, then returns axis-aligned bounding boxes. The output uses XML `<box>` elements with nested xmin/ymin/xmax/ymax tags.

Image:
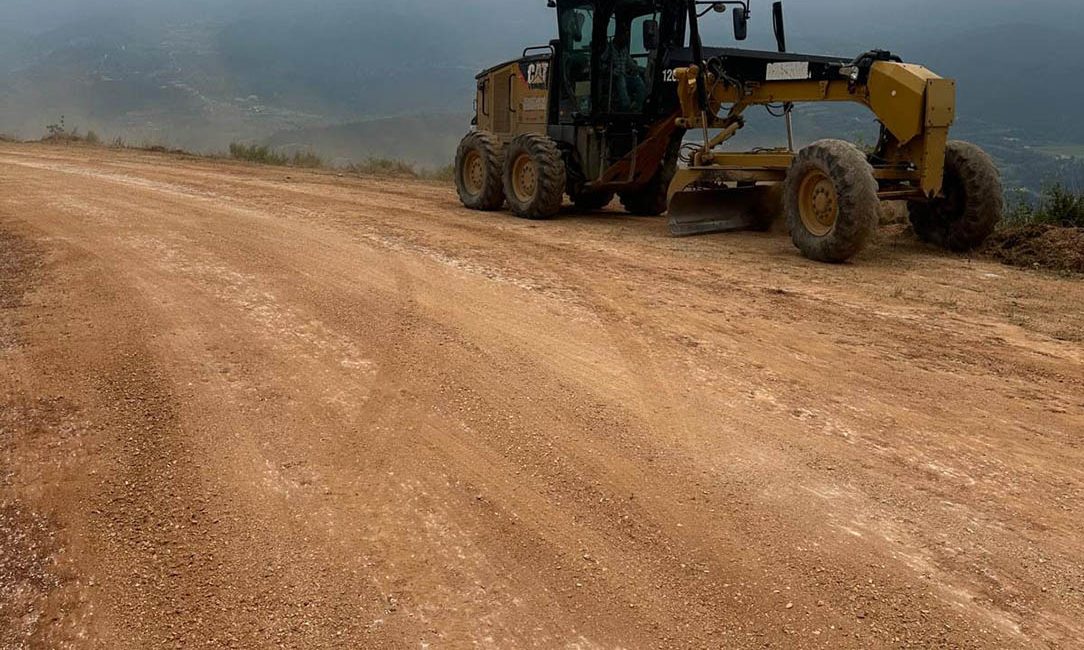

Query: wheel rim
<box><xmin>511</xmin><ymin>153</ymin><xmax>538</xmax><ymax>203</ymax></box>
<box><xmin>798</xmin><ymin>170</ymin><xmax>839</xmax><ymax>237</ymax></box>
<box><xmin>462</xmin><ymin>149</ymin><xmax>485</xmax><ymax>196</ymax></box>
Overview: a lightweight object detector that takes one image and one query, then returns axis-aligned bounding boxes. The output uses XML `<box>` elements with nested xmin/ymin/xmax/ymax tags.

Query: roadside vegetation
<box><xmin>347</xmin><ymin>157</ymin><xmax>455</xmax><ymax>181</ymax></box>
<box><xmin>41</xmin><ymin>116</ymin><xmax>100</xmax><ymax>145</ymax></box>
<box><xmin>985</xmin><ymin>183</ymin><xmax>1084</xmax><ymax>274</ymax></box>
<box><xmin>227</xmin><ymin>144</ymin><xmax>453</xmax><ymax>179</ymax></box>
<box><xmin>228</xmin><ymin>142</ymin><xmax>324</xmax><ymax>168</ymax></box>
<box><xmin>26</xmin><ymin>117</ymin><xmax>450</xmax><ymax>180</ymax></box>
<box><xmin>1005</xmin><ymin>183</ymin><xmax>1084</xmax><ymax>228</ymax></box>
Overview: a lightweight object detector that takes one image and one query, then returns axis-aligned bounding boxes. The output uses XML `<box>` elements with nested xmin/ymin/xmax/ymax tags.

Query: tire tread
<box><xmin>455</xmin><ymin>131</ymin><xmax>505</xmax><ymax>211</ymax></box>
<box><xmin>784</xmin><ymin>139</ymin><xmax>879</xmax><ymax>263</ymax></box>
<box><xmin>908</xmin><ymin>141</ymin><xmax>1003</xmax><ymax>252</ymax></box>
<box><xmin>503</xmin><ymin>134</ymin><xmax>567</xmax><ymax>220</ymax></box>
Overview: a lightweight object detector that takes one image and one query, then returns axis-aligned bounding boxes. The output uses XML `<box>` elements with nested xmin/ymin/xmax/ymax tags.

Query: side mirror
<box><xmin>642</xmin><ymin>19</ymin><xmax>660</xmax><ymax>51</ymax></box>
<box><xmin>733</xmin><ymin>7</ymin><xmax>749</xmax><ymax>41</ymax></box>
<box><xmin>773</xmin><ymin>2</ymin><xmax>788</xmax><ymax>52</ymax></box>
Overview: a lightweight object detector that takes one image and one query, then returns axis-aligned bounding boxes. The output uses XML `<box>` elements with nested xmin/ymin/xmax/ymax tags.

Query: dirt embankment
<box><xmin>984</xmin><ymin>224</ymin><xmax>1084</xmax><ymax>274</ymax></box>
<box><xmin>1</xmin><ymin>142</ymin><xmax>1082</xmax><ymax>649</ymax></box>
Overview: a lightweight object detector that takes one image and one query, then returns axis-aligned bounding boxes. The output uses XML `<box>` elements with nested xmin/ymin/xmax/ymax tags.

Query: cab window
<box><xmin>558</xmin><ymin>3</ymin><xmax>595</xmax><ymax>114</ymax></box>
<box><xmin>601</xmin><ymin>2</ymin><xmax>658</xmax><ymax>114</ymax></box>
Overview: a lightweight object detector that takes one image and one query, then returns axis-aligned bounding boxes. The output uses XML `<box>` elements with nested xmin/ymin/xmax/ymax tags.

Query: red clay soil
<box><xmin>2</xmin><ymin>142</ymin><xmax>1083</xmax><ymax>648</ymax></box>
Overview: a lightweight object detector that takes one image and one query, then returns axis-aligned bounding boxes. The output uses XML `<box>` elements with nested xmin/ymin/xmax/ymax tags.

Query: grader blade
<box><xmin>667</xmin><ymin>186</ymin><xmax>779</xmax><ymax>237</ymax></box>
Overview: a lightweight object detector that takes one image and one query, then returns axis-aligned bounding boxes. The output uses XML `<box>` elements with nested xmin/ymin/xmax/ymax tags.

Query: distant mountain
<box><xmin>0</xmin><ymin>2</ymin><xmax>552</xmax><ymax>150</ymax></box>
<box><xmin>0</xmin><ymin>12</ymin><xmax>297</xmax><ymax>149</ymax></box>
<box><xmin>0</xmin><ymin>0</ymin><xmax>1081</xmax><ymax>189</ymax></box>
<box><xmin>917</xmin><ymin>23</ymin><xmax>1084</xmax><ymax>142</ymax></box>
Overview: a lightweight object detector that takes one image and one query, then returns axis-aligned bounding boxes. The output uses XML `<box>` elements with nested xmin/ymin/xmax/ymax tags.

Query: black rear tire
<box><xmin>455</xmin><ymin>131</ymin><xmax>505</xmax><ymax>211</ymax></box>
<box><xmin>502</xmin><ymin>134</ymin><xmax>567</xmax><ymax>220</ymax></box>
<box><xmin>619</xmin><ymin>139</ymin><xmax>680</xmax><ymax>216</ymax></box>
<box><xmin>784</xmin><ymin>139</ymin><xmax>880</xmax><ymax>263</ymax></box>
<box><xmin>908</xmin><ymin>141</ymin><xmax>1003</xmax><ymax>252</ymax></box>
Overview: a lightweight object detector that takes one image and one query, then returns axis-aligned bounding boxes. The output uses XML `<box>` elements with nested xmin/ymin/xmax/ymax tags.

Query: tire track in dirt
<box><xmin>2</xmin><ymin>143</ymin><xmax>1082</xmax><ymax>648</ymax></box>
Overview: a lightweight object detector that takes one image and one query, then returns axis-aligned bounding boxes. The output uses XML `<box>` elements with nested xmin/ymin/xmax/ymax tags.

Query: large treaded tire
<box><xmin>503</xmin><ymin>134</ymin><xmax>566</xmax><ymax>220</ymax></box>
<box><xmin>455</xmin><ymin>131</ymin><xmax>505</xmax><ymax>211</ymax></box>
<box><xmin>784</xmin><ymin>139</ymin><xmax>880</xmax><ymax>263</ymax></box>
<box><xmin>618</xmin><ymin>139</ymin><xmax>680</xmax><ymax>216</ymax></box>
<box><xmin>908</xmin><ymin>141</ymin><xmax>1003</xmax><ymax>252</ymax></box>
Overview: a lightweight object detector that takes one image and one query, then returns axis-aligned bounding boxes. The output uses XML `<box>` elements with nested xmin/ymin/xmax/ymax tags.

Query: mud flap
<box><xmin>667</xmin><ymin>186</ymin><xmax>782</xmax><ymax>237</ymax></box>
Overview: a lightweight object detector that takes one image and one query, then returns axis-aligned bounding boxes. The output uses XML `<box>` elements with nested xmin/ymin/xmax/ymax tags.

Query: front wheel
<box><xmin>783</xmin><ymin>139</ymin><xmax>880</xmax><ymax>263</ymax></box>
<box><xmin>908</xmin><ymin>141</ymin><xmax>1003</xmax><ymax>252</ymax></box>
<box><xmin>502</xmin><ymin>134</ymin><xmax>566</xmax><ymax>220</ymax></box>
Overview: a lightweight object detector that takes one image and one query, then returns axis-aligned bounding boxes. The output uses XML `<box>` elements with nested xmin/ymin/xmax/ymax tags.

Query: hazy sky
<box><xmin>3</xmin><ymin>0</ymin><xmax>1081</xmax><ymax>35</ymax></box>
<box><xmin>1</xmin><ymin>0</ymin><xmax>1080</xmax><ymax>152</ymax></box>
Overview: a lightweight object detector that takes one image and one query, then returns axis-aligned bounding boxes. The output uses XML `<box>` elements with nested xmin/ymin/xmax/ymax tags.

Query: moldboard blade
<box><xmin>667</xmin><ymin>186</ymin><xmax>779</xmax><ymax>237</ymax></box>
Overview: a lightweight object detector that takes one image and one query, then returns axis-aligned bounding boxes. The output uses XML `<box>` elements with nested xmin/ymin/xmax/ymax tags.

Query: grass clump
<box><xmin>288</xmin><ymin>150</ymin><xmax>324</xmax><ymax>168</ymax></box>
<box><xmin>346</xmin><ymin>158</ymin><xmax>454</xmax><ymax>181</ymax></box>
<box><xmin>348</xmin><ymin>157</ymin><xmax>418</xmax><ymax>177</ymax></box>
<box><xmin>40</xmin><ymin>116</ymin><xmax>102</xmax><ymax>146</ymax></box>
<box><xmin>422</xmin><ymin>163</ymin><xmax>456</xmax><ymax>182</ymax></box>
<box><xmin>229</xmin><ymin>142</ymin><xmax>289</xmax><ymax>165</ymax></box>
<box><xmin>228</xmin><ymin>142</ymin><xmax>324</xmax><ymax>168</ymax></box>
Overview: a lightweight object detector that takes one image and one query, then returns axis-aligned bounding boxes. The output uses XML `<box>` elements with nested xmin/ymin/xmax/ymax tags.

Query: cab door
<box><xmin>556</xmin><ymin>2</ymin><xmax>596</xmax><ymax>122</ymax></box>
<box><xmin>599</xmin><ymin>6</ymin><xmax>660</xmax><ymax>116</ymax></box>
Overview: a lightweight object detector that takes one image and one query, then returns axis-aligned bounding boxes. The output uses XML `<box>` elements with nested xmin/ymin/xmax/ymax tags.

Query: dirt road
<box><xmin>1</xmin><ymin>142</ymin><xmax>1082</xmax><ymax>649</ymax></box>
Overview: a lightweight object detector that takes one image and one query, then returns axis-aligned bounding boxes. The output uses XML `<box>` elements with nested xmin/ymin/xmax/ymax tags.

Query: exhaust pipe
<box><xmin>773</xmin><ymin>2</ymin><xmax>796</xmax><ymax>152</ymax></box>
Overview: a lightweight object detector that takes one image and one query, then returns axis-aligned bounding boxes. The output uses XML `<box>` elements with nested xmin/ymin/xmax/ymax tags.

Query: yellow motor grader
<box><xmin>454</xmin><ymin>0</ymin><xmax>1003</xmax><ymax>263</ymax></box>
